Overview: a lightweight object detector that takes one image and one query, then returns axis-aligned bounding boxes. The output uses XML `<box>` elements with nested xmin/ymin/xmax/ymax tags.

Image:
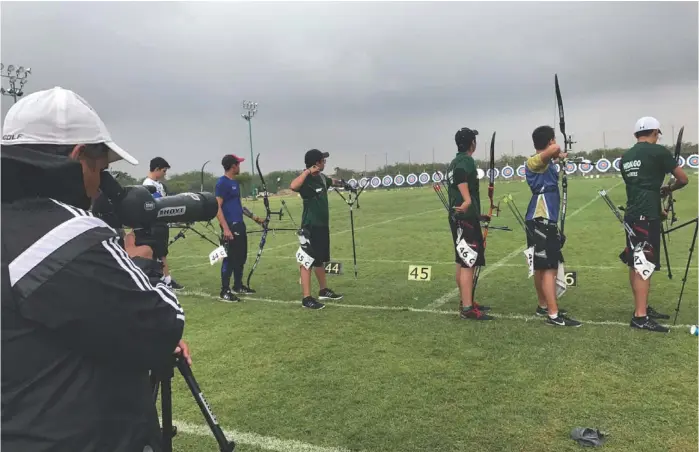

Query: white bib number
<box><xmin>456</xmin><ymin>239</ymin><xmax>478</xmax><ymax>267</ymax></box>
<box><xmin>208</xmin><ymin>246</ymin><xmax>227</xmax><ymax>265</ymax></box>
<box><xmin>555</xmin><ymin>263</ymin><xmax>568</xmax><ymax>298</ymax></box>
<box><xmin>296</xmin><ymin>247</ymin><xmax>315</xmax><ymax>270</ymax></box>
<box><xmin>633</xmin><ymin>248</ymin><xmax>655</xmax><ymax>280</ymax></box>
<box><xmin>523</xmin><ymin>246</ymin><xmax>535</xmax><ymax>277</ymax></box>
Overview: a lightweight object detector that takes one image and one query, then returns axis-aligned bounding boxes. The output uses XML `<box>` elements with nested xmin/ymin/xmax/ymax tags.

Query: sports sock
<box><xmin>163</xmin><ymin>275</ymin><xmax>172</xmax><ymax>284</ymax></box>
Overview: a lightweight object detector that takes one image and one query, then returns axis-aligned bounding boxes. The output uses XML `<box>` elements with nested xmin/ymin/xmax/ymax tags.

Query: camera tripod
<box><xmin>662</xmin><ymin>216</ymin><xmax>698</xmax><ymax>325</ymax></box>
<box><xmin>151</xmin><ymin>354</ymin><xmax>235</xmax><ymax>452</ymax></box>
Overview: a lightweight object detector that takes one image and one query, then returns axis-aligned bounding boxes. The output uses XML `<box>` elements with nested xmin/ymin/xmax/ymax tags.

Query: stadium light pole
<box><xmin>241</xmin><ymin>100</ymin><xmax>258</xmax><ymax>197</ymax></box>
<box><xmin>0</xmin><ymin>64</ymin><xmax>31</xmax><ymax>103</ymax></box>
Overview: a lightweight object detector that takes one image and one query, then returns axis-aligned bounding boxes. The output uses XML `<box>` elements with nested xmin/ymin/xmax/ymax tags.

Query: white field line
<box><xmin>426</xmin><ymin>181</ymin><xmax>624</xmax><ymax>310</ymax></box>
<box><xmin>172</xmin><ymin>419</ymin><xmax>354</xmax><ymax>452</ymax></box>
<box><xmin>170</xmin><ymin>208</ymin><xmax>443</xmax><ymax>270</ymax></box>
<box><xmin>179</xmin><ymin>289</ymin><xmax>694</xmax><ymax>330</ymax></box>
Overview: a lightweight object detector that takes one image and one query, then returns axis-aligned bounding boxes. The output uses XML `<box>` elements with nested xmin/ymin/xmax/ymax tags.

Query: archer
<box><xmin>215</xmin><ymin>154</ymin><xmax>265</xmax><ymax>302</ymax></box>
<box><xmin>620</xmin><ymin>117</ymin><xmax>689</xmax><ymax>333</ymax></box>
<box><xmin>289</xmin><ymin>149</ymin><xmax>345</xmax><ymax>310</ymax></box>
<box><xmin>446</xmin><ymin>127</ymin><xmax>494</xmax><ymax>320</ymax></box>
<box><xmin>523</xmin><ymin>126</ymin><xmax>581</xmax><ymax>327</ymax></box>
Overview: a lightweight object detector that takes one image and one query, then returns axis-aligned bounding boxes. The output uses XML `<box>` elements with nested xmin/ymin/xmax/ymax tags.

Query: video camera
<box><xmin>93</xmin><ymin>171</ymin><xmax>218</xmax><ymax>229</ymax></box>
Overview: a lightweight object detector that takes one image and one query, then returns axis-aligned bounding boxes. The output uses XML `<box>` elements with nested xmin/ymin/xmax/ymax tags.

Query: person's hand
<box><xmin>175</xmin><ymin>339</ymin><xmax>192</xmax><ymax>366</ymax></box>
<box><xmin>455</xmin><ymin>201</ymin><xmax>470</xmax><ymax>213</ymax></box>
<box><xmin>308</xmin><ymin>165</ymin><xmax>321</xmax><ymax>176</ymax></box>
<box><xmin>254</xmin><ymin>215</ymin><xmax>265</xmax><ymax>226</ymax></box>
<box><xmin>222</xmin><ymin>228</ymin><xmax>234</xmax><ymax>242</ymax></box>
<box><xmin>660</xmin><ymin>185</ymin><xmax>672</xmax><ymax>198</ymax></box>
<box><xmin>558</xmin><ymin>151</ymin><xmax>568</xmax><ymax>161</ymax></box>
<box><xmin>123</xmin><ymin>232</ymin><xmax>153</xmax><ymax>259</ymax></box>
<box><xmin>660</xmin><ymin>209</ymin><xmax>669</xmax><ymax>220</ymax></box>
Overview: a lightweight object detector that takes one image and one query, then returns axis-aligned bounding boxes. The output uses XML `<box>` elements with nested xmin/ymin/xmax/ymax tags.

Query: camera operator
<box><xmin>1</xmin><ymin>86</ymin><xmax>190</xmax><ymax>452</ymax></box>
<box><xmin>134</xmin><ymin>156</ymin><xmax>184</xmax><ymax>290</ymax></box>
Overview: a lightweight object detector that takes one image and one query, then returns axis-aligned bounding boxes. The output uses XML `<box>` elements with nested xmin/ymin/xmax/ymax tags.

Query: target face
<box><xmin>579</xmin><ymin>162</ymin><xmax>593</xmax><ymax>174</ymax></box>
<box><xmin>565</xmin><ymin>162</ymin><xmax>577</xmax><ymax>174</ymax></box>
<box><xmin>382</xmin><ymin>175</ymin><xmax>393</xmax><ymax>187</ymax></box>
<box><xmin>418</xmin><ymin>172</ymin><xmax>431</xmax><ymax>184</ymax></box>
<box><xmin>678</xmin><ymin>156</ymin><xmax>686</xmax><ymax>168</ymax></box>
<box><xmin>370</xmin><ymin>176</ymin><xmax>381</xmax><ymax>188</ymax></box>
<box><xmin>477</xmin><ymin>168</ymin><xmax>485</xmax><ymax>180</ymax></box>
<box><xmin>348</xmin><ymin>178</ymin><xmax>358</xmax><ymax>188</ymax></box>
<box><xmin>516</xmin><ymin>165</ymin><xmax>526</xmax><ymax>177</ymax></box>
<box><xmin>501</xmin><ymin>166</ymin><xmax>514</xmax><ymax>179</ymax></box>
<box><xmin>555</xmin><ymin>163</ymin><xmax>561</xmax><ymax>173</ymax></box>
<box><xmin>486</xmin><ymin>168</ymin><xmax>500</xmax><ymax>179</ymax></box>
<box><xmin>687</xmin><ymin>154</ymin><xmax>699</xmax><ymax>169</ymax></box>
<box><xmin>612</xmin><ymin>158</ymin><xmax>621</xmax><ymax>171</ymax></box>
<box><xmin>394</xmin><ymin>174</ymin><xmax>405</xmax><ymax>186</ymax></box>
<box><xmin>407</xmin><ymin>173</ymin><xmax>418</xmax><ymax>185</ymax></box>
<box><xmin>595</xmin><ymin>159</ymin><xmax>611</xmax><ymax>173</ymax></box>
<box><xmin>432</xmin><ymin>171</ymin><xmax>443</xmax><ymax>182</ymax></box>
<box><xmin>359</xmin><ymin>177</ymin><xmax>369</xmax><ymax>188</ymax></box>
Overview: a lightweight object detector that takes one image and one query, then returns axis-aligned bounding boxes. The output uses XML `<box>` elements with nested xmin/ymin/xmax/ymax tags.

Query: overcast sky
<box><xmin>1</xmin><ymin>1</ymin><xmax>697</xmax><ymax>176</ymax></box>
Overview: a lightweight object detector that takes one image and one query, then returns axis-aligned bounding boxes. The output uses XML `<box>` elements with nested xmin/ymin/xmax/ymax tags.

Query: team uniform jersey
<box><xmin>2</xmin><ymin>197</ymin><xmax>184</xmax><ymax>452</ymax></box>
<box><xmin>215</xmin><ymin>176</ymin><xmax>245</xmax><ymax>225</ymax></box>
<box><xmin>620</xmin><ymin>142</ymin><xmax>678</xmax><ymax>220</ymax></box>
<box><xmin>447</xmin><ymin>152</ymin><xmax>480</xmax><ymax>220</ymax></box>
<box><xmin>142</xmin><ymin>177</ymin><xmax>166</xmax><ymax>199</ymax></box>
<box><xmin>298</xmin><ymin>173</ymin><xmax>331</xmax><ymax>267</ymax></box>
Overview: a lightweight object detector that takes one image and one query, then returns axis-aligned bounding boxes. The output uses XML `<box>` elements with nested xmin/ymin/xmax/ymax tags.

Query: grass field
<box><xmin>164</xmin><ymin>174</ymin><xmax>698</xmax><ymax>452</ymax></box>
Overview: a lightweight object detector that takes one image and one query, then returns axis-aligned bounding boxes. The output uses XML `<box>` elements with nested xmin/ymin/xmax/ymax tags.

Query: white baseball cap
<box><xmin>634</xmin><ymin>116</ymin><xmax>662</xmax><ymax>134</ymax></box>
<box><xmin>1</xmin><ymin>86</ymin><xmax>138</xmax><ymax>165</ymax></box>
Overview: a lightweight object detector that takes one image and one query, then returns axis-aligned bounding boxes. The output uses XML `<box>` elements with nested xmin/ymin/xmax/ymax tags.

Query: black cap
<box><xmin>304</xmin><ymin>148</ymin><xmax>330</xmax><ymax>168</ymax></box>
<box><xmin>455</xmin><ymin>128</ymin><xmax>479</xmax><ymax>149</ymax></box>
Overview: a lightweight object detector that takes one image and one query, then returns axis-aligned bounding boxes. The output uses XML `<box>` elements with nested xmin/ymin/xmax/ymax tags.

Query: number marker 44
<box><xmin>408</xmin><ymin>265</ymin><xmax>432</xmax><ymax>281</ymax></box>
<box><xmin>324</xmin><ymin>262</ymin><xmax>343</xmax><ymax>275</ymax></box>
<box><xmin>209</xmin><ymin>246</ymin><xmax>228</xmax><ymax>265</ymax></box>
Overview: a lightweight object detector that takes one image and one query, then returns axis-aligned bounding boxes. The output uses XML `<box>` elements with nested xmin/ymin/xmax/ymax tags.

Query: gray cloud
<box><xmin>2</xmin><ymin>1</ymin><xmax>697</xmax><ymax>175</ymax></box>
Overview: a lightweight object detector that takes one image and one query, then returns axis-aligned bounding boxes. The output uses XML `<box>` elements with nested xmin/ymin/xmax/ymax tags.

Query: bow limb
<box><xmin>481</xmin><ymin>131</ymin><xmax>497</xmax><ymax>248</ymax></box>
<box><xmin>246</xmin><ymin>154</ymin><xmax>273</xmax><ymax>288</ymax></box>
<box><xmin>555</xmin><ymin>74</ymin><xmax>571</xmax><ymax>238</ymax></box>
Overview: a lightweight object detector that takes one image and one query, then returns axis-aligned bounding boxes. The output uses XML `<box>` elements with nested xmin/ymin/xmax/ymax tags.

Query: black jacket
<box><xmin>2</xmin><ymin>197</ymin><xmax>185</xmax><ymax>451</ymax></box>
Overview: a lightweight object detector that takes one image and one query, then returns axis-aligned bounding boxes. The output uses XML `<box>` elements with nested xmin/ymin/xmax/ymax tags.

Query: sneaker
<box><xmin>647</xmin><ymin>306</ymin><xmax>670</xmax><ymax>320</ymax></box>
<box><xmin>545</xmin><ymin>314</ymin><xmax>582</xmax><ymax>327</ymax></box>
<box><xmin>536</xmin><ymin>306</ymin><xmax>568</xmax><ymax>317</ymax></box>
<box><xmin>472</xmin><ymin>301</ymin><xmax>491</xmax><ymax>312</ymax></box>
<box><xmin>233</xmin><ymin>285</ymin><xmax>256</xmax><ymax>295</ymax></box>
<box><xmin>219</xmin><ymin>288</ymin><xmax>240</xmax><ymax>303</ymax></box>
<box><xmin>318</xmin><ymin>288</ymin><xmax>343</xmax><ymax>301</ymax></box>
<box><xmin>459</xmin><ymin>306</ymin><xmax>494</xmax><ymax>320</ymax></box>
<box><xmin>168</xmin><ymin>279</ymin><xmax>184</xmax><ymax>290</ymax></box>
<box><xmin>630</xmin><ymin>316</ymin><xmax>669</xmax><ymax>333</ymax></box>
<box><xmin>302</xmin><ymin>296</ymin><xmax>325</xmax><ymax>310</ymax></box>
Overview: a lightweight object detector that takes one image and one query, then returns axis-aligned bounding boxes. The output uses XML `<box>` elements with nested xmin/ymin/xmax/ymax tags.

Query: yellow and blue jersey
<box><xmin>524</xmin><ymin>153</ymin><xmax>560</xmax><ymax>222</ymax></box>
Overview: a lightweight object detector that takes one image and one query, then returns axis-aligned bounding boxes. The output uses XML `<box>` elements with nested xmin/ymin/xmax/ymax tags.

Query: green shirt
<box><xmin>447</xmin><ymin>152</ymin><xmax>480</xmax><ymax>220</ymax></box>
<box><xmin>299</xmin><ymin>173</ymin><xmax>330</xmax><ymax>227</ymax></box>
<box><xmin>620</xmin><ymin>142</ymin><xmax>677</xmax><ymax>219</ymax></box>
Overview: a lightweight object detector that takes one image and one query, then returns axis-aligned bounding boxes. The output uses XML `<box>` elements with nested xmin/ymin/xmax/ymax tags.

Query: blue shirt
<box><xmin>215</xmin><ymin>176</ymin><xmax>244</xmax><ymax>224</ymax></box>
<box><xmin>524</xmin><ymin>153</ymin><xmax>561</xmax><ymax>222</ymax></box>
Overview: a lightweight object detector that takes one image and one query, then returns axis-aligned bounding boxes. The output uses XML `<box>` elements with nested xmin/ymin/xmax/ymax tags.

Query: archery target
<box><xmin>516</xmin><ymin>165</ymin><xmax>526</xmax><ymax>177</ymax></box>
<box><xmin>487</xmin><ymin>168</ymin><xmax>500</xmax><ymax>179</ymax></box>
<box><xmin>370</xmin><ymin>176</ymin><xmax>381</xmax><ymax>188</ymax></box>
<box><xmin>678</xmin><ymin>156</ymin><xmax>686</xmax><ymax>168</ymax></box>
<box><xmin>394</xmin><ymin>174</ymin><xmax>405</xmax><ymax>186</ymax></box>
<box><xmin>612</xmin><ymin>158</ymin><xmax>621</xmax><ymax>171</ymax></box>
<box><xmin>432</xmin><ymin>171</ymin><xmax>443</xmax><ymax>182</ymax></box>
<box><xmin>565</xmin><ymin>162</ymin><xmax>577</xmax><ymax>174</ymax></box>
<box><xmin>359</xmin><ymin>177</ymin><xmax>369</xmax><ymax>188</ymax></box>
<box><xmin>407</xmin><ymin>173</ymin><xmax>418</xmax><ymax>185</ymax></box>
<box><xmin>382</xmin><ymin>175</ymin><xmax>393</xmax><ymax>187</ymax></box>
<box><xmin>418</xmin><ymin>172</ymin><xmax>431</xmax><ymax>184</ymax></box>
<box><xmin>348</xmin><ymin>178</ymin><xmax>358</xmax><ymax>188</ymax></box>
<box><xmin>501</xmin><ymin>166</ymin><xmax>514</xmax><ymax>179</ymax></box>
<box><xmin>687</xmin><ymin>154</ymin><xmax>699</xmax><ymax>169</ymax></box>
<box><xmin>477</xmin><ymin>168</ymin><xmax>485</xmax><ymax>180</ymax></box>
<box><xmin>555</xmin><ymin>163</ymin><xmax>561</xmax><ymax>173</ymax></box>
<box><xmin>579</xmin><ymin>162</ymin><xmax>593</xmax><ymax>174</ymax></box>
<box><xmin>595</xmin><ymin>158</ymin><xmax>611</xmax><ymax>173</ymax></box>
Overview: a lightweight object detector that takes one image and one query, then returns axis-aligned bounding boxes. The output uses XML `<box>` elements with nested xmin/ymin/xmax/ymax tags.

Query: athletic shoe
<box><xmin>233</xmin><ymin>285</ymin><xmax>256</xmax><ymax>295</ymax></box>
<box><xmin>318</xmin><ymin>288</ymin><xmax>343</xmax><ymax>301</ymax></box>
<box><xmin>472</xmin><ymin>301</ymin><xmax>491</xmax><ymax>311</ymax></box>
<box><xmin>302</xmin><ymin>296</ymin><xmax>325</xmax><ymax>310</ymax></box>
<box><xmin>168</xmin><ymin>279</ymin><xmax>184</xmax><ymax>290</ymax></box>
<box><xmin>459</xmin><ymin>306</ymin><xmax>494</xmax><ymax>320</ymax></box>
<box><xmin>630</xmin><ymin>316</ymin><xmax>669</xmax><ymax>333</ymax></box>
<box><xmin>219</xmin><ymin>288</ymin><xmax>240</xmax><ymax>303</ymax></box>
<box><xmin>647</xmin><ymin>306</ymin><xmax>670</xmax><ymax>320</ymax></box>
<box><xmin>545</xmin><ymin>314</ymin><xmax>582</xmax><ymax>327</ymax></box>
<box><xmin>536</xmin><ymin>306</ymin><xmax>568</xmax><ymax>317</ymax></box>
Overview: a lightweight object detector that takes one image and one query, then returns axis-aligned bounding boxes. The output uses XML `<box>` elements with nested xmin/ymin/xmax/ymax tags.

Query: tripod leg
<box><xmin>176</xmin><ymin>359</ymin><xmax>236</xmax><ymax>452</ymax></box>
<box><xmin>350</xmin><ymin>205</ymin><xmax>358</xmax><ymax>279</ymax></box>
<box><xmin>673</xmin><ymin>220</ymin><xmax>698</xmax><ymax>325</ymax></box>
<box><xmin>661</xmin><ymin>223</ymin><xmax>673</xmax><ymax>279</ymax></box>
<box><xmin>161</xmin><ymin>375</ymin><xmax>174</xmax><ymax>452</ymax></box>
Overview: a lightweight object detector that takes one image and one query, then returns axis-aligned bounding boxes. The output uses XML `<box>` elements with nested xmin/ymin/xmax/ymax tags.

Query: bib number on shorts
<box><xmin>555</xmin><ymin>262</ymin><xmax>568</xmax><ymax>298</ymax></box>
<box><xmin>633</xmin><ymin>248</ymin><xmax>655</xmax><ymax>280</ymax></box>
<box><xmin>523</xmin><ymin>246</ymin><xmax>535</xmax><ymax>277</ymax></box>
<box><xmin>209</xmin><ymin>246</ymin><xmax>227</xmax><ymax>265</ymax></box>
<box><xmin>296</xmin><ymin>247</ymin><xmax>315</xmax><ymax>270</ymax></box>
<box><xmin>456</xmin><ymin>239</ymin><xmax>478</xmax><ymax>267</ymax></box>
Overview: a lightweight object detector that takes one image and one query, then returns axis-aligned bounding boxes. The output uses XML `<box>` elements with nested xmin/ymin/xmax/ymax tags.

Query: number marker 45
<box><xmin>408</xmin><ymin>265</ymin><xmax>432</xmax><ymax>281</ymax></box>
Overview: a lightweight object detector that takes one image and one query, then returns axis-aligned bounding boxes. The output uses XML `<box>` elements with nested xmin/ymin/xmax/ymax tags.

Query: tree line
<box><xmin>112</xmin><ymin>141</ymin><xmax>697</xmax><ymax>196</ymax></box>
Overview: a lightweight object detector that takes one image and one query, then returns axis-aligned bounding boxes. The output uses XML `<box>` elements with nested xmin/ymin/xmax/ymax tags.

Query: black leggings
<box><xmin>221</xmin><ymin>222</ymin><xmax>248</xmax><ymax>290</ymax></box>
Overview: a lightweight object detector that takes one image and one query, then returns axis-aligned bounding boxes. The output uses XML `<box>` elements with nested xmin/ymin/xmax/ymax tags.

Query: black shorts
<box><xmin>222</xmin><ymin>222</ymin><xmax>248</xmax><ymax>265</ymax></box>
<box><xmin>525</xmin><ymin>219</ymin><xmax>564</xmax><ymax>270</ymax></box>
<box><xmin>304</xmin><ymin>225</ymin><xmax>330</xmax><ymax>268</ymax></box>
<box><xmin>450</xmin><ymin>217</ymin><xmax>485</xmax><ymax>268</ymax></box>
<box><xmin>620</xmin><ymin>216</ymin><xmax>661</xmax><ymax>270</ymax></box>
<box><xmin>134</xmin><ymin>224</ymin><xmax>170</xmax><ymax>259</ymax></box>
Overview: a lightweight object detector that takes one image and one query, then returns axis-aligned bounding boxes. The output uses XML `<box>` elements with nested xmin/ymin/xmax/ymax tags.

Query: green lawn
<box><xmin>164</xmin><ymin>175</ymin><xmax>698</xmax><ymax>452</ymax></box>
